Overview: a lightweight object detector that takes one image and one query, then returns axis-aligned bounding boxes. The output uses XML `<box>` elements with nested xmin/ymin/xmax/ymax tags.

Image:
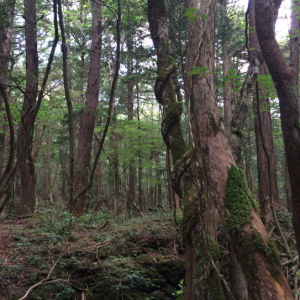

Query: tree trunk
<box><xmin>285</xmin><ymin>156</ymin><xmax>292</xmax><ymax>212</ymax></box>
<box><xmin>0</xmin><ymin>0</ymin><xmax>14</xmax><ymax>184</ymax></box>
<box><xmin>255</xmin><ymin>0</ymin><xmax>300</xmax><ymax>257</ymax></box>
<box><xmin>220</xmin><ymin>0</ymin><xmax>232</xmax><ymax>136</ymax></box>
<box><xmin>17</xmin><ymin>0</ymin><xmax>39</xmax><ymax>214</ymax></box>
<box><xmin>166</xmin><ymin>149</ymin><xmax>174</xmax><ymax>209</ymax></box>
<box><xmin>0</xmin><ymin>0</ymin><xmax>14</xmax><ymax>109</ymax></box>
<box><xmin>185</xmin><ymin>0</ymin><xmax>294</xmax><ymax>298</ymax></box>
<box><xmin>137</xmin><ymin>86</ymin><xmax>144</xmax><ymax>211</ymax></box>
<box><xmin>73</xmin><ymin>0</ymin><xmax>102</xmax><ymax>217</ymax></box>
<box><xmin>148</xmin><ymin>1</ymin><xmax>226</xmax><ymax>298</ymax></box>
<box><xmin>290</xmin><ymin>0</ymin><xmax>300</xmax><ymax>86</ymax></box>
<box><xmin>127</xmin><ymin>39</ymin><xmax>137</xmax><ymax>216</ymax></box>
<box><xmin>249</xmin><ymin>1</ymin><xmax>281</xmax><ymax>224</ymax></box>
<box><xmin>247</xmin><ymin>116</ymin><xmax>254</xmax><ymax>193</ymax></box>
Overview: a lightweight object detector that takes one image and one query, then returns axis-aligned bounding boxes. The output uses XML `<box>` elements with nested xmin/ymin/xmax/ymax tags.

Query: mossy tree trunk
<box><xmin>148</xmin><ymin>0</ymin><xmax>226</xmax><ymax>299</ymax></box>
<box><xmin>185</xmin><ymin>0</ymin><xmax>294</xmax><ymax>298</ymax></box>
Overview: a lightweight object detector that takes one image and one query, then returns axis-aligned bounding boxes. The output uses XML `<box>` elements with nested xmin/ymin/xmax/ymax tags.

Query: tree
<box><xmin>185</xmin><ymin>0</ymin><xmax>294</xmax><ymax>298</ymax></box>
<box><xmin>148</xmin><ymin>0</ymin><xmax>228</xmax><ymax>298</ymax></box>
<box><xmin>16</xmin><ymin>0</ymin><xmax>39</xmax><ymax>214</ymax></box>
<box><xmin>249</xmin><ymin>0</ymin><xmax>281</xmax><ymax>224</ymax></box>
<box><xmin>73</xmin><ymin>0</ymin><xmax>102</xmax><ymax>217</ymax></box>
<box><xmin>255</xmin><ymin>0</ymin><xmax>300</xmax><ymax>257</ymax></box>
<box><xmin>0</xmin><ymin>0</ymin><xmax>15</xmax><ymax>199</ymax></box>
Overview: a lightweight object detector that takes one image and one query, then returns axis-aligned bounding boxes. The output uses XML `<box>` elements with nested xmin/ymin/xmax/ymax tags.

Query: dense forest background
<box><xmin>1</xmin><ymin>0</ymin><xmax>300</xmax><ymax>299</ymax></box>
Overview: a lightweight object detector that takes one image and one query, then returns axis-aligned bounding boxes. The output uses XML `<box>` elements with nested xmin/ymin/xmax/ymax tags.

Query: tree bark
<box><xmin>126</xmin><ymin>38</ymin><xmax>137</xmax><ymax>216</ymax></box>
<box><xmin>0</xmin><ymin>0</ymin><xmax>14</xmax><ymax>109</ymax></box>
<box><xmin>220</xmin><ymin>0</ymin><xmax>232</xmax><ymax>136</ymax></box>
<box><xmin>58</xmin><ymin>0</ymin><xmax>75</xmax><ymax>213</ymax></box>
<box><xmin>290</xmin><ymin>0</ymin><xmax>300</xmax><ymax>86</ymax></box>
<box><xmin>255</xmin><ymin>0</ymin><xmax>300</xmax><ymax>257</ymax></box>
<box><xmin>73</xmin><ymin>0</ymin><xmax>102</xmax><ymax>217</ymax></box>
<box><xmin>186</xmin><ymin>0</ymin><xmax>294</xmax><ymax>298</ymax></box>
<box><xmin>148</xmin><ymin>1</ymin><xmax>226</xmax><ymax>298</ymax></box>
<box><xmin>249</xmin><ymin>0</ymin><xmax>280</xmax><ymax>224</ymax></box>
<box><xmin>17</xmin><ymin>0</ymin><xmax>39</xmax><ymax>214</ymax></box>
<box><xmin>0</xmin><ymin>0</ymin><xmax>14</xmax><ymax>184</ymax></box>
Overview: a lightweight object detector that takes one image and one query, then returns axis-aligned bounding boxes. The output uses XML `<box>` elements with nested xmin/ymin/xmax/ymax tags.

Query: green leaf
<box><xmin>188</xmin><ymin>66</ymin><xmax>209</xmax><ymax>75</ymax></box>
<box><xmin>183</xmin><ymin>8</ymin><xmax>197</xmax><ymax>17</ymax></box>
<box><xmin>199</xmin><ymin>14</ymin><xmax>208</xmax><ymax>20</ymax></box>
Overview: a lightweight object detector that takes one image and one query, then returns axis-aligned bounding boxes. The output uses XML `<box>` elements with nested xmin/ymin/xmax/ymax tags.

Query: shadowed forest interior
<box><xmin>1</xmin><ymin>0</ymin><xmax>300</xmax><ymax>299</ymax></box>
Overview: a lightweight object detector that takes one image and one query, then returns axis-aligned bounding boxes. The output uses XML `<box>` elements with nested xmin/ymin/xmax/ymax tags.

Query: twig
<box><xmin>18</xmin><ymin>251</ymin><xmax>65</xmax><ymax>300</ymax></box>
<box><xmin>153</xmin><ymin>222</ymin><xmax>170</xmax><ymax>227</ymax></box>
<box><xmin>281</xmin><ymin>255</ymin><xmax>299</xmax><ymax>266</ymax></box>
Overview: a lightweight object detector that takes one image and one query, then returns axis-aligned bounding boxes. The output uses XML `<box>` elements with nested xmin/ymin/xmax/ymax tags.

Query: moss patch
<box><xmin>194</xmin><ymin>235</ymin><xmax>220</xmax><ymax>279</ymax></box>
<box><xmin>224</xmin><ymin>165</ymin><xmax>259</xmax><ymax>235</ymax></box>
<box><xmin>193</xmin><ymin>234</ymin><xmax>225</xmax><ymax>300</ymax></box>
<box><xmin>224</xmin><ymin>165</ymin><xmax>281</xmax><ymax>280</ymax></box>
<box><xmin>251</xmin><ymin>230</ymin><xmax>281</xmax><ymax>279</ymax></box>
<box><xmin>208</xmin><ymin>114</ymin><xmax>222</xmax><ymax>137</ymax></box>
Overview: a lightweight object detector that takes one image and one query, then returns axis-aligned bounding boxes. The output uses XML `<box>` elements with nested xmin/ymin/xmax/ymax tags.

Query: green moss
<box><xmin>208</xmin><ymin>114</ymin><xmax>222</xmax><ymax>137</ymax></box>
<box><xmin>165</xmin><ymin>102</ymin><xmax>183</xmax><ymax>121</ymax></box>
<box><xmin>193</xmin><ymin>235</ymin><xmax>220</xmax><ymax>278</ymax></box>
<box><xmin>224</xmin><ymin>166</ymin><xmax>281</xmax><ymax>280</ymax></box>
<box><xmin>193</xmin><ymin>235</ymin><xmax>225</xmax><ymax>300</ymax></box>
<box><xmin>232</xmin><ymin>128</ymin><xmax>244</xmax><ymax>138</ymax></box>
<box><xmin>182</xmin><ymin>174</ymin><xmax>199</xmax><ymax>227</ymax></box>
<box><xmin>224</xmin><ymin>165</ymin><xmax>259</xmax><ymax>235</ymax></box>
<box><xmin>251</xmin><ymin>230</ymin><xmax>281</xmax><ymax>279</ymax></box>
<box><xmin>207</xmin><ymin>270</ymin><xmax>226</xmax><ymax>300</ymax></box>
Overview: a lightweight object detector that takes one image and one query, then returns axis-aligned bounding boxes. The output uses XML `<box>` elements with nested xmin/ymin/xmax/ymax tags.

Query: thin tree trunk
<box><xmin>255</xmin><ymin>0</ymin><xmax>300</xmax><ymax>257</ymax></box>
<box><xmin>285</xmin><ymin>156</ymin><xmax>292</xmax><ymax>212</ymax></box>
<box><xmin>73</xmin><ymin>0</ymin><xmax>102</xmax><ymax>217</ymax></box>
<box><xmin>58</xmin><ymin>0</ymin><xmax>75</xmax><ymax>213</ymax></box>
<box><xmin>247</xmin><ymin>116</ymin><xmax>254</xmax><ymax>193</ymax></box>
<box><xmin>137</xmin><ymin>84</ymin><xmax>144</xmax><ymax>211</ymax></box>
<box><xmin>127</xmin><ymin>39</ymin><xmax>137</xmax><ymax>216</ymax></box>
<box><xmin>166</xmin><ymin>149</ymin><xmax>174</xmax><ymax>210</ymax></box>
<box><xmin>290</xmin><ymin>0</ymin><xmax>300</xmax><ymax>86</ymax></box>
<box><xmin>220</xmin><ymin>0</ymin><xmax>232</xmax><ymax>136</ymax></box>
<box><xmin>249</xmin><ymin>0</ymin><xmax>281</xmax><ymax>224</ymax></box>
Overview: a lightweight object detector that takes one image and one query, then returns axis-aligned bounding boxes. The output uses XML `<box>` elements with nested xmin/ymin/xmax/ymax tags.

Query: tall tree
<box><xmin>16</xmin><ymin>0</ymin><xmax>39</xmax><ymax>214</ymax></box>
<box><xmin>219</xmin><ymin>0</ymin><xmax>232</xmax><ymax>136</ymax></box>
<box><xmin>73</xmin><ymin>0</ymin><xmax>102</xmax><ymax>217</ymax></box>
<box><xmin>0</xmin><ymin>0</ymin><xmax>15</xmax><ymax>179</ymax></box>
<box><xmin>148</xmin><ymin>0</ymin><xmax>226</xmax><ymax>298</ymax></box>
<box><xmin>255</xmin><ymin>0</ymin><xmax>300</xmax><ymax>257</ymax></box>
<box><xmin>185</xmin><ymin>0</ymin><xmax>294</xmax><ymax>298</ymax></box>
<box><xmin>249</xmin><ymin>0</ymin><xmax>281</xmax><ymax>224</ymax></box>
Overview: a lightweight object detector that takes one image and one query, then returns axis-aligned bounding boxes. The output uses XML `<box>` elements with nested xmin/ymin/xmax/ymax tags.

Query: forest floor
<box><xmin>0</xmin><ymin>209</ymin><xmax>185</xmax><ymax>300</ymax></box>
<box><xmin>0</xmin><ymin>207</ymin><xmax>298</xmax><ymax>300</ymax></box>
